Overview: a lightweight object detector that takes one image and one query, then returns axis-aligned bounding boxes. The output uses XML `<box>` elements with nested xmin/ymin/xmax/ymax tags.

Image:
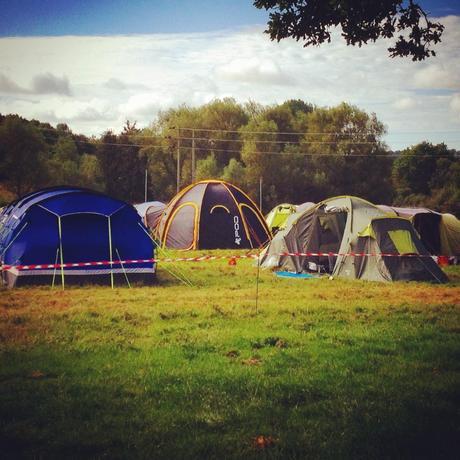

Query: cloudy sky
<box><xmin>0</xmin><ymin>0</ymin><xmax>459</xmax><ymax>150</ymax></box>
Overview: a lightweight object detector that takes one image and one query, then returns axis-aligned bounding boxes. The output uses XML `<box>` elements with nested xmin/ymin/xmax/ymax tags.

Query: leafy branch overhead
<box><xmin>253</xmin><ymin>0</ymin><xmax>444</xmax><ymax>60</ymax></box>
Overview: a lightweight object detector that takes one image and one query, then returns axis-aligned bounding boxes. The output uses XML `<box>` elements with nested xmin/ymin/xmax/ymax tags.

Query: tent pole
<box><xmin>51</xmin><ymin>247</ymin><xmax>59</xmax><ymax>289</ymax></box>
<box><xmin>116</xmin><ymin>248</ymin><xmax>131</xmax><ymax>288</ymax></box>
<box><xmin>1</xmin><ymin>222</ymin><xmax>28</xmax><ymax>258</ymax></box>
<box><xmin>57</xmin><ymin>217</ymin><xmax>65</xmax><ymax>290</ymax></box>
<box><xmin>108</xmin><ymin>216</ymin><xmax>114</xmax><ymax>289</ymax></box>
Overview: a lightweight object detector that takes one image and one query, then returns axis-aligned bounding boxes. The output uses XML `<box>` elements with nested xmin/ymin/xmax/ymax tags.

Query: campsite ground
<box><xmin>1</xmin><ymin>251</ymin><xmax>459</xmax><ymax>459</ymax></box>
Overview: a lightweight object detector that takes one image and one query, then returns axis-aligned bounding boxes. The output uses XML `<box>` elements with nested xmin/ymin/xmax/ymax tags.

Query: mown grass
<box><xmin>1</xmin><ymin>251</ymin><xmax>459</xmax><ymax>459</ymax></box>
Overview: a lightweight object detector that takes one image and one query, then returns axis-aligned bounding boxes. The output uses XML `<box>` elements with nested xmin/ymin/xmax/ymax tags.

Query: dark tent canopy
<box><xmin>156</xmin><ymin>180</ymin><xmax>272</xmax><ymax>250</ymax></box>
<box><xmin>0</xmin><ymin>187</ymin><xmax>156</xmax><ymax>287</ymax></box>
<box><xmin>378</xmin><ymin>205</ymin><xmax>460</xmax><ymax>257</ymax></box>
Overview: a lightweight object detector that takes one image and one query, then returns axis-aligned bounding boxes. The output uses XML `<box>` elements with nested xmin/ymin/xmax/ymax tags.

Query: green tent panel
<box><xmin>261</xmin><ymin>196</ymin><xmax>447</xmax><ymax>283</ymax></box>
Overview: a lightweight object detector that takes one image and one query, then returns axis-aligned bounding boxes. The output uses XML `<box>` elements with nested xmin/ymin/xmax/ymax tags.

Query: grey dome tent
<box><xmin>134</xmin><ymin>201</ymin><xmax>166</xmax><ymax>231</ymax></box>
<box><xmin>261</xmin><ymin>196</ymin><xmax>447</xmax><ymax>283</ymax></box>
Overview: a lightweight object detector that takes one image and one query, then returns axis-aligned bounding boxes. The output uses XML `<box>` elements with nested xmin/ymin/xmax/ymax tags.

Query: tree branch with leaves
<box><xmin>254</xmin><ymin>0</ymin><xmax>444</xmax><ymax>60</ymax></box>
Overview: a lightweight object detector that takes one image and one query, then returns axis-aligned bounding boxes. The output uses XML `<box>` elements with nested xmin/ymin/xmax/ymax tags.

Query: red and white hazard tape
<box><xmin>0</xmin><ymin>259</ymin><xmax>156</xmax><ymax>271</ymax></box>
<box><xmin>280</xmin><ymin>251</ymin><xmax>442</xmax><ymax>258</ymax></box>
<box><xmin>0</xmin><ymin>252</ymin><xmax>456</xmax><ymax>272</ymax></box>
<box><xmin>0</xmin><ymin>254</ymin><xmax>258</xmax><ymax>271</ymax></box>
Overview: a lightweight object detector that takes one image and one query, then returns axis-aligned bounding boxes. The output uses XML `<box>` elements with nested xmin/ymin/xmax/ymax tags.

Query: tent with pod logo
<box><xmin>0</xmin><ymin>187</ymin><xmax>156</xmax><ymax>288</ymax></box>
<box><xmin>260</xmin><ymin>196</ymin><xmax>447</xmax><ymax>283</ymax></box>
<box><xmin>156</xmin><ymin>180</ymin><xmax>272</xmax><ymax>250</ymax></box>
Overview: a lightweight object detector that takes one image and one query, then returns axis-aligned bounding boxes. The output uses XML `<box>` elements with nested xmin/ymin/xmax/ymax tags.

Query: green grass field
<box><xmin>1</xmin><ymin>251</ymin><xmax>459</xmax><ymax>459</ymax></box>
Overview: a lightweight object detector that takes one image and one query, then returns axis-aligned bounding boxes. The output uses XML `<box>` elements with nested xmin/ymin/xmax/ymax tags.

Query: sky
<box><xmin>0</xmin><ymin>1</ymin><xmax>459</xmax><ymax>150</ymax></box>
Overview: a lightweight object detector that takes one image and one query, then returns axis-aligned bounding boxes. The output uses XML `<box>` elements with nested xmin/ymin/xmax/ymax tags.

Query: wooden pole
<box><xmin>191</xmin><ymin>128</ymin><xmax>195</xmax><ymax>183</ymax></box>
<box><xmin>176</xmin><ymin>128</ymin><xmax>181</xmax><ymax>193</ymax></box>
<box><xmin>259</xmin><ymin>176</ymin><xmax>263</xmax><ymax>212</ymax></box>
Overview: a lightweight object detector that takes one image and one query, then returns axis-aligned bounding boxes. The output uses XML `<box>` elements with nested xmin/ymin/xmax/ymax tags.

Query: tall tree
<box><xmin>0</xmin><ymin>115</ymin><xmax>48</xmax><ymax>197</ymax></box>
<box><xmin>97</xmin><ymin>129</ymin><xmax>145</xmax><ymax>203</ymax></box>
<box><xmin>305</xmin><ymin>103</ymin><xmax>392</xmax><ymax>203</ymax></box>
<box><xmin>46</xmin><ymin>136</ymin><xmax>81</xmax><ymax>186</ymax></box>
<box><xmin>392</xmin><ymin>142</ymin><xmax>459</xmax><ymax>213</ymax></box>
<box><xmin>254</xmin><ymin>0</ymin><xmax>444</xmax><ymax>60</ymax></box>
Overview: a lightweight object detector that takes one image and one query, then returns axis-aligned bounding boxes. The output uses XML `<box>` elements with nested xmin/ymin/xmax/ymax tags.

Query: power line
<box><xmin>71</xmin><ymin>139</ymin><xmax>458</xmax><ymax>158</ymax></box>
<box><xmin>27</xmin><ymin>125</ymin><xmax>460</xmax><ymax>142</ymax></box>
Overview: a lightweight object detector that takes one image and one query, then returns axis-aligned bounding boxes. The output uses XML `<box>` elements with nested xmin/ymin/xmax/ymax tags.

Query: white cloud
<box><xmin>104</xmin><ymin>78</ymin><xmax>127</xmax><ymax>90</ymax></box>
<box><xmin>215</xmin><ymin>58</ymin><xmax>295</xmax><ymax>85</ymax></box>
<box><xmin>0</xmin><ymin>16</ymin><xmax>459</xmax><ymax>148</ymax></box>
<box><xmin>36</xmin><ymin>98</ymin><xmax>116</xmax><ymax>122</ymax></box>
<box><xmin>120</xmin><ymin>93</ymin><xmax>175</xmax><ymax>118</ymax></box>
<box><xmin>31</xmin><ymin>72</ymin><xmax>71</xmax><ymax>95</ymax></box>
<box><xmin>450</xmin><ymin>93</ymin><xmax>460</xmax><ymax>117</ymax></box>
<box><xmin>0</xmin><ymin>71</ymin><xmax>71</xmax><ymax>95</ymax></box>
<box><xmin>0</xmin><ymin>73</ymin><xmax>29</xmax><ymax>93</ymax></box>
<box><xmin>392</xmin><ymin>97</ymin><xmax>417</xmax><ymax>110</ymax></box>
<box><xmin>413</xmin><ymin>64</ymin><xmax>458</xmax><ymax>89</ymax></box>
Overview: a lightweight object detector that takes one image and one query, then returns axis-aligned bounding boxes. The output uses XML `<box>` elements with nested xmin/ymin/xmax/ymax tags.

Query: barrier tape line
<box><xmin>0</xmin><ymin>251</ymin><xmax>456</xmax><ymax>272</ymax></box>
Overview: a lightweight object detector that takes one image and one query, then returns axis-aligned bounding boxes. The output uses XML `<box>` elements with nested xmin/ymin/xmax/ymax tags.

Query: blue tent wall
<box><xmin>0</xmin><ymin>187</ymin><xmax>155</xmax><ymax>287</ymax></box>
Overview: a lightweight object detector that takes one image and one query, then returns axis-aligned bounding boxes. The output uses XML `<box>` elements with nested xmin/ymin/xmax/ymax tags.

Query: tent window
<box><xmin>210</xmin><ymin>205</ymin><xmax>230</xmax><ymax>214</ymax></box>
<box><xmin>388</xmin><ymin>230</ymin><xmax>418</xmax><ymax>254</ymax></box>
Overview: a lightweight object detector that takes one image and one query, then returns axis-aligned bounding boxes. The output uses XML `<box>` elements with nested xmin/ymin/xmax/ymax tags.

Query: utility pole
<box><xmin>259</xmin><ymin>176</ymin><xmax>263</xmax><ymax>212</ymax></box>
<box><xmin>144</xmin><ymin>169</ymin><xmax>148</xmax><ymax>202</ymax></box>
<box><xmin>191</xmin><ymin>128</ymin><xmax>196</xmax><ymax>183</ymax></box>
<box><xmin>176</xmin><ymin>127</ymin><xmax>181</xmax><ymax>193</ymax></box>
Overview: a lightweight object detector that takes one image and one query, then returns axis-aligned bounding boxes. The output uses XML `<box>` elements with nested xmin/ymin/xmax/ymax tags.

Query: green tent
<box><xmin>378</xmin><ymin>205</ymin><xmax>460</xmax><ymax>257</ymax></box>
<box><xmin>261</xmin><ymin>196</ymin><xmax>447</xmax><ymax>283</ymax></box>
<box><xmin>265</xmin><ymin>203</ymin><xmax>296</xmax><ymax>234</ymax></box>
<box><xmin>265</xmin><ymin>202</ymin><xmax>315</xmax><ymax>234</ymax></box>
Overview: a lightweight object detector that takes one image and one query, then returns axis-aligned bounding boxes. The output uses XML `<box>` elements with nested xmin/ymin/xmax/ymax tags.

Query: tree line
<box><xmin>0</xmin><ymin>99</ymin><xmax>458</xmax><ymax>216</ymax></box>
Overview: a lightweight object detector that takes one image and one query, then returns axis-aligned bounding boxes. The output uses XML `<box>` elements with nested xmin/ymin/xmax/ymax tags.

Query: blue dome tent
<box><xmin>0</xmin><ymin>187</ymin><xmax>156</xmax><ymax>288</ymax></box>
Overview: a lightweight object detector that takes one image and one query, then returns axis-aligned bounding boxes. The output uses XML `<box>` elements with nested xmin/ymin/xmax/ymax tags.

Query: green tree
<box><xmin>46</xmin><ymin>136</ymin><xmax>80</xmax><ymax>186</ymax></box>
<box><xmin>222</xmin><ymin>158</ymin><xmax>247</xmax><ymax>188</ymax></box>
<box><xmin>305</xmin><ymin>103</ymin><xmax>392</xmax><ymax>203</ymax></box>
<box><xmin>393</xmin><ymin>142</ymin><xmax>449</xmax><ymax>196</ymax></box>
<box><xmin>0</xmin><ymin>115</ymin><xmax>48</xmax><ymax>197</ymax></box>
<box><xmin>97</xmin><ymin>129</ymin><xmax>146</xmax><ymax>202</ymax></box>
<box><xmin>254</xmin><ymin>0</ymin><xmax>444</xmax><ymax>60</ymax></box>
<box><xmin>240</xmin><ymin>118</ymin><xmax>282</xmax><ymax>207</ymax></box>
<box><xmin>195</xmin><ymin>154</ymin><xmax>221</xmax><ymax>181</ymax></box>
<box><xmin>79</xmin><ymin>154</ymin><xmax>105</xmax><ymax>190</ymax></box>
<box><xmin>392</xmin><ymin>142</ymin><xmax>459</xmax><ymax>213</ymax></box>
